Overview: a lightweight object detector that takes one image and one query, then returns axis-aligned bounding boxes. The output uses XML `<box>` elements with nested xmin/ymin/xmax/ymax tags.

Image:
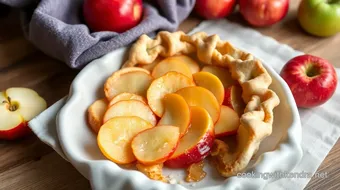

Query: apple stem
<box><xmin>3</xmin><ymin>97</ymin><xmax>18</xmax><ymax>112</ymax></box>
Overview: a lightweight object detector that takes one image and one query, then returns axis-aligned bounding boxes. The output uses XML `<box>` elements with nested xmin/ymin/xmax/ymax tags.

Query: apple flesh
<box><xmin>239</xmin><ymin>0</ymin><xmax>289</xmax><ymax>27</ymax></box>
<box><xmin>280</xmin><ymin>54</ymin><xmax>338</xmax><ymax>108</ymax></box>
<box><xmin>131</xmin><ymin>125</ymin><xmax>180</xmax><ymax>165</ymax></box>
<box><xmin>164</xmin><ymin>106</ymin><xmax>215</xmax><ymax>168</ymax></box>
<box><xmin>87</xmin><ymin>99</ymin><xmax>108</xmax><ymax>133</ymax></box>
<box><xmin>215</xmin><ymin>106</ymin><xmax>240</xmax><ymax>137</ymax></box>
<box><xmin>223</xmin><ymin>85</ymin><xmax>246</xmax><ymax>116</ymax></box>
<box><xmin>298</xmin><ymin>0</ymin><xmax>340</xmax><ymax>37</ymax></box>
<box><xmin>83</xmin><ymin>0</ymin><xmax>143</xmax><ymax>33</ymax></box>
<box><xmin>194</xmin><ymin>0</ymin><xmax>236</xmax><ymax>19</ymax></box>
<box><xmin>0</xmin><ymin>88</ymin><xmax>47</xmax><ymax>140</ymax></box>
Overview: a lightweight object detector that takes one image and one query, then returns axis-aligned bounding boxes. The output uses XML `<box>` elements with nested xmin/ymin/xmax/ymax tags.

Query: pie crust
<box><xmin>122</xmin><ymin>31</ymin><xmax>280</xmax><ymax>177</ymax></box>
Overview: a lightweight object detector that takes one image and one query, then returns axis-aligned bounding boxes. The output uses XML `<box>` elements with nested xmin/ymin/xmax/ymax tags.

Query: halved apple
<box><xmin>164</xmin><ymin>106</ymin><xmax>214</xmax><ymax>168</ymax></box>
<box><xmin>158</xmin><ymin>93</ymin><xmax>190</xmax><ymax>137</ymax></box>
<box><xmin>87</xmin><ymin>99</ymin><xmax>108</xmax><ymax>133</ymax></box>
<box><xmin>131</xmin><ymin>125</ymin><xmax>180</xmax><ymax>165</ymax></box>
<box><xmin>176</xmin><ymin>86</ymin><xmax>220</xmax><ymax>123</ymax></box>
<box><xmin>103</xmin><ymin>100</ymin><xmax>157</xmax><ymax>126</ymax></box>
<box><xmin>152</xmin><ymin>58</ymin><xmax>192</xmax><ymax>79</ymax></box>
<box><xmin>104</xmin><ymin>68</ymin><xmax>153</xmax><ymax>100</ymax></box>
<box><xmin>109</xmin><ymin>92</ymin><xmax>146</xmax><ymax>107</ymax></box>
<box><xmin>223</xmin><ymin>85</ymin><xmax>246</xmax><ymax>116</ymax></box>
<box><xmin>147</xmin><ymin>71</ymin><xmax>195</xmax><ymax>117</ymax></box>
<box><xmin>201</xmin><ymin>65</ymin><xmax>236</xmax><ymax>88</ymax></box>
<box><xmin>0</xmin><ymin>88</ymin><xmax>47</xmax><ymax>140</ymax></box>
<box><xmin>215</xmin><ymin>106</ymin><xmax>240</xmax><ymax>138</ymax></box>
<box><xmin>97</xmin><ymin>116</ymin><xmax>153</xmax><ymax>164</ymax></box>
<box><xmin>193</xmin><ymin>71</ymin><xmax>224</xmax><ymax>105</ymax></box>
<box><xmin>158</xmin><ymin>55</ymin><xmax>200</xmax><ymax>74</ymax></box>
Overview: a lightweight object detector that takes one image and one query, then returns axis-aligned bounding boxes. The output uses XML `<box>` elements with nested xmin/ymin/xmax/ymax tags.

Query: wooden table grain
<box><xmin>0</xmin><ymin>1</ymin><xmax>339</xmax><ymax>189</ymax></box>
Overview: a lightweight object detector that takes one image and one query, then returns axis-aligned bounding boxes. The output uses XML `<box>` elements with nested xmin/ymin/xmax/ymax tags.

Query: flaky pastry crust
<box><xmin>123</xmin><ymin>31</ymin><xmax>280</xmax><ymax>177</ymax></box>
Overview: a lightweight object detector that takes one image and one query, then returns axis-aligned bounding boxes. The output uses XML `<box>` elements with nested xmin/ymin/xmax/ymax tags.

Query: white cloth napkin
<box><xmin>28</xmin><ymin>20</ymin><xmax>340</xmax><ymax>190</ymax></box>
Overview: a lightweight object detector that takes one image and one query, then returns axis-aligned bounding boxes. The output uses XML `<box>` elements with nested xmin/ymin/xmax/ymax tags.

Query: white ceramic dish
<box><xmin>57</xmin><ymin>46</ymin><xmax>303</xmax><ymax>190</ymax></box>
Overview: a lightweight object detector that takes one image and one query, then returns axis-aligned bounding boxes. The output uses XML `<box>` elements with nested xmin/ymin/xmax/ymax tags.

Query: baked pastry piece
<box><xmin>122</xmin><ymin>31</ymin><xmax>280</xmax><ymax>177</ymax></box>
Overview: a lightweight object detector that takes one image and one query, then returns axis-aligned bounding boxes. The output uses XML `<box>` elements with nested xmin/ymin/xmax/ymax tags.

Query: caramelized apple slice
<box><xmin>152</xmin><ymin>58</ymin><xmax>192</xmax><ymax>79</ymax></box>
<box><xmin>132</xmin><ymin>125</ymin><xmax>180</xmax><ymax>165</ymax></box>
<box><xmin>224</xmin><ymin>85</ymin><xmax>246</xmax><ymax>116</ymax></box>
<box><xmin>87</xmin><ymin>99</ymin><xmax>108</xmax><ymax>133</ymax></box>
<box><xmin>215</xmin><ymin>106</ymin><xmax>240</xmax><ymax>137</ymax></box>
<box><xmin>109</xmin><ymin>92</ymin><xmax>146</xmax><ymax>107</ymax></box>
<box><xmin>164</xmin><ymin>107</ymin><xmax>214</xmax><ymax>168</ymax></box>
<box><xmin>104</xmin><ymin>68</ymin><xmax>153</xmax><ymax>100</ymax></box>
<box><xmin>193</xmin><ymin>71</ymin><xmax>224</xmax><ymax>105</ymax></box>
<box><xmin>158</xmin><ymin>93</ymin><xmax>190</xmax><ymax>137</ymax></box>
<box><xmin>97</xmin><ymin>116</ymin><xmax>153</xmax><ymax>164</ymax></box>
<box><xmin>147</xmin><ymin>72</ymin><xmax>195</xmax><ymax>117</ymax></box>
<box><xmin>176</xmin><ymin>86</ymin><xmax>220</xmax><ymax>123</ymax></box>
<box><xmin>201</xmin><ymin>66</ymin><xmax>236</xmax><ymax>88</ymax></box>
<box><xmin>103</xmin><ymin>100</ymin><xmax>157</xmax><ymax>126</ymax></box>
<box><xmin>159</xmin><ymin>55</ymin><xmax>200</xmax><ymax>74</ymax></box>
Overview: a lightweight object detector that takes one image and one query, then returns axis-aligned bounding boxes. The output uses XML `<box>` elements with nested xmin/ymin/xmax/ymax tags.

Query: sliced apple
<box><xmin>131</xmin><ymin>125</ymin><xmax>180</xmax><ymax>165</ymax></box>
<box><xmin>215</xmin><ymin>106</ymin><xmax>240</xmax><ymax>138</ymax></box>
<box><xmin>164</xmin><ymin>106</ymin><xmax>215</xmax><ymax>168</ymax></box>
<box><xmin>158</xmin><ymin>55</ymin><xmax>200</xmax><ymax>74</ymax></box>
<box><xmin>137</xmin><ymin>57</ymin><xmax>162</xmax><ymax>72</ymax></box>
<box><xmin>223</xmin><ymin>85</ymin><xmax>246</xmax><ymax>116</ymax></box>
<box><xmin>0</xmin><ymin>88</ymin><xmax>47</xmax><ymax>140</ymax></box>
<box><xmin>103</xmin><ymin>100</ymin><xmax>157</xmax><ymax>126</ymax></box>
<box><xmin>193</xmin><ymin>71</ymin><xmax>224</xmax><ymax>105</ymax></box>
<box><xmin>152</xmin><ymin>58</ymin><xmax>192</xmax><ymax>79</ymax></box>
<box><xmin>97</xmin><ymin>116</ymin><xmax>153</xmax><ymax>164</ymax></box>
<box><xmin>201</xmin><ymin>65</ymin><xmax>236</xmax><ymax>89</ymax></box>
<box><xmin>104</xmin><ymin>68</ymin><xmax>153</xmax><ymax>100</ymax></box>
<box><xmin>147</xmin><ymin>71</ymin><xmax>195</xmax><ymax>117</ymax></box>
<box><xmin>176</xmin><ymin>86</ymin><xmax>220</xmax><ymax>123</ymax></box>
<box><xmin>109</xmin><ymin>92</ymin><xmax>146</xmax><ymax>107</ymax></box>
<box><xmin>158</xmin><ymin>93</ymin><xmax>190</xmax><ymax>137</ymax></box>
<box><xmin>87</xmin><ymin>99</ymin><xmax>108</xmax><ymax>133</ymax></box>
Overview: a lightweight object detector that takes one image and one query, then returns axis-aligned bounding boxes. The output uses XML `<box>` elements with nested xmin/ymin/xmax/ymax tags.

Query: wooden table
<box><xmin>0</xmin><ymin>1</ymin><xmax>339</xmax><ymax>189</ymax></box>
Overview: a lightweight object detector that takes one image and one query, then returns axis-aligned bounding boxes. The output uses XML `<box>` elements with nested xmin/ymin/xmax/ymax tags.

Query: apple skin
<box><xmin>239</xmin><ymin>0</ymin><xmax>289</xmax><ymax>27</ymax></box>
<box><xmin>223</xmin><ymin>87</ymin><xmax>232</xmax><ymax>107</ymax></box>
<box><xmin>298</xmin><ymin>0</ymin><xmax>340</xmax><ymax>37</ymax></box>
<box><xmin>0</xmin><ymin>122</ymin><xmax>31</xmax><ymax>140</ymax></box>
<box><xmin>194</xmin><ymin>0</ymin><xmax>237</xmax><ymax>19</ymax></box>
<box><xmin>280</xmin><ymin>55</ymin><xmax>338</xmax><ymax>108</ymax></box>
<box><xmin>164</xmin><ymin>130</ymin><xmax>214</xmax><ymax>168</ymax></box>
<box><xmin>83</xmin><ymin>0</ymin><xmax>143</xmax><ymax>33</ymax></box>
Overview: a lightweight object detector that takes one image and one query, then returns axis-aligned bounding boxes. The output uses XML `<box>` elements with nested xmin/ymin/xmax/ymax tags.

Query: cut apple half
<box><xmin>104</xmin><ymin>68</ymin><xmax>153</xmax><ymax>100</ymax></box>
<box><xmin>109</xmin><ymin>92</ymin><xmax>146</xmax><ymax>107</ymax></box>
<box><xmin>193</xmin><ymin>71</ymin><xmax>224</xmax><ymax>105</ymax></box>
<box><xmin>158</xmin><ymin>55</ymin><xmax>200</xmax><ymax>74</ymax></box>
<box><xmin>131</xmin><ymin>125</ymin><xmax>180</xmax><ymax>165</ymax></box>
<box><xmin>152</xmin><ymin>58</ymin><xmax>192</xmax><ymax>79</ymax></box>
<box><xmin>164</xmin><ymin>106</ymin><xmax>214</xmax><ymax>168</ymax></box>
<box><xmin>97</xmin><ymin>116</ymin><xmax>153</xmax><ymax>164</ymax></box>
<box><xmin>0</xmin><ymin>88</ymin><xmax>47</xmax><ymax>140</ymax></box>
<box><xmin>224</xmin><ymin>85</ymin><xmax>246</xmax><ymax>116</ymax></box>
<box><xmin>176</xmin><ymin>86</ymin><xmax>220</xmax><ymax>123</ymax></box>
<box><xmin>201</xmin><ymin>65</ymin><xmax>236</xmax><ymax>88</ymax></box>
<box><xmin>87</xmin><ymin>99</ymin><xmax>108</xmax><ymax>133</ymax></box>
<box><xmin>147</xmin><ymin>71</ymin><xmax>195</xmax><ymax>117</ymax></box>
<box><xmin>215</xmin><ymin>106</ymin><xmax>240</xmax><ymax>138</ymax></box>
<box><xmin>158</xmin><ymin>93</ymin><xmax>190</xmax><ymax>137</ymax></box>
<box><xmin>103</xmin><ymin>100</ymin><xmax>157</xmax><ymax>126</ymax></box>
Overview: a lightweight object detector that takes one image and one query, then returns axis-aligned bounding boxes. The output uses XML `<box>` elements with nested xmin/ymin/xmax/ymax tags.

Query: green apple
<box><xmin>298</xmin><ymin>0</ymin><xmax>340</xmax><ymax>37</ymax></box>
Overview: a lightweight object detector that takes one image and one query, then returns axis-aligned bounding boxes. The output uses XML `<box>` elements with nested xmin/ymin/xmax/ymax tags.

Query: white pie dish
<box><xmin>56</xmin><ymin>45</ymin><xmax>303</xmax><ymax>189</ymax></box>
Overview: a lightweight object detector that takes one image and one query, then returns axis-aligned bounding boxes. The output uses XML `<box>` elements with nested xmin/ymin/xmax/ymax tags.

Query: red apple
<box><xmin>280</xmin><ymin>55</ymin><xmax>338</xmax><ymax>108</ymax></box>
<box><xmin>194</xmin><ymin>0</ymin><xmax>236</xmax><ymax>19</ymax></box>
<box><xmin>239</xmin><ymin>0</ymin><xmax>289</xmax><ymax>27</ymax></box>
<box><xmin>0</xmin><ymin>88</ymin><xmax>47</xmax><ymax>140</ymax></box>
<box><xmin>83</xmin><ymin>0</ymin><xmax>143</xmax><ymax>33</ymax></box>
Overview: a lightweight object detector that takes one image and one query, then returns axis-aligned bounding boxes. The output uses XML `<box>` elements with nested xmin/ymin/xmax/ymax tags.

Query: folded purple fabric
<box><xmin>1</xmin><ymin>0</ymin><xmax>195</xmax><ymax>69</ymax></box>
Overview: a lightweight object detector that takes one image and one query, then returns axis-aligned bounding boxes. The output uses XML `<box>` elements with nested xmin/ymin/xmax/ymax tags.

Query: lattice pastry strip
<box><xmin>122</xmin><ymin>31</ymin><xmax>280</xmax><ymax>177</ymax></box>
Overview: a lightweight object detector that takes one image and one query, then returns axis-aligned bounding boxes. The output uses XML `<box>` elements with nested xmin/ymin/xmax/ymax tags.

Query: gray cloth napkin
<box><xmin>0</xmin><ymin>0</ymin><xmax>195</xmax><ymax>69</ymax></box>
